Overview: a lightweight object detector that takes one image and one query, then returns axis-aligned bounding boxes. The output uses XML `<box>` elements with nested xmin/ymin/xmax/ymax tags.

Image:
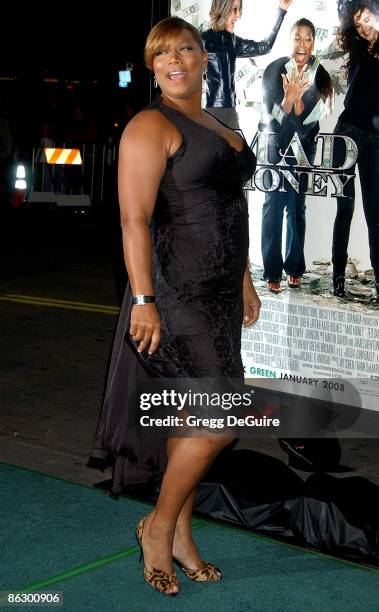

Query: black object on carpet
<box><xmin>193</xmin><ymin>449</ymin><xmax>379</xmax><ymax>565</ymax></box>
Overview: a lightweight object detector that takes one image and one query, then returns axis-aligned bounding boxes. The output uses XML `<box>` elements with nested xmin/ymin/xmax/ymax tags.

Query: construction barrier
<box><xmin>19</xmin><ymin>141</ymin><xmax>117</xmax><ymax>209</ymax></box>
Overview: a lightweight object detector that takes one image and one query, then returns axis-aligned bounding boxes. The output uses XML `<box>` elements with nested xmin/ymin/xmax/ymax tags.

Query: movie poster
<box><xmin>171</xmin><ymin>0</ymin><xmax>379</xmax><ymax>415</ymax></box>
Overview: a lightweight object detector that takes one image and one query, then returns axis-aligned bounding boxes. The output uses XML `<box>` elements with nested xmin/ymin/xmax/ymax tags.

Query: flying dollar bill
<box><xmin>171</xmin><ymin>0</ymin><xmax>181</xmax><ymax>11</ymax></box>
<box><xmin>183</xmin><ymin>2</ymin><xmax>199</xmax><ymax>17</ymax></box>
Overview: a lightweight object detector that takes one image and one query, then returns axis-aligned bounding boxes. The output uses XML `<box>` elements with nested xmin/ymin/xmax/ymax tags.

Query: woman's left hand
<box><xmin>243</xmin><ymin>283</ymin><xmax>261</xmax><ymax>327</ymax></box>
<box><xmin>279</xmin><ymin>0</ymin><xmax>292</xmax><ymax>10</ymax></box>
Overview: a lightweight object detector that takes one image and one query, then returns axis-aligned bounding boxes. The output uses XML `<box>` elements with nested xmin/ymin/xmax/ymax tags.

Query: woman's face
<box><xmin>153</xmin><ymin>30</ymin><xmax>207</xmax><ymax>101</ymax></box>
<box><xmin>290</xmin><ymin>26</ymin><xmax>315</xmax><ymax>68</ymax></box>
<box><xmin>225</xmin><ymin>0</ymin><xmax>241</xmax><ymax>33</ymax></box>
<box><xmin>353</xmin><ymin>8</ymin><xmax>379</xmax><ymax>47</ymax></box>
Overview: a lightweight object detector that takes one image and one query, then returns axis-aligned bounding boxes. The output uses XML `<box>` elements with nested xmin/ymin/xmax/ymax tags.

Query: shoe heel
<box><xmin>136</xmin><ymin>536</ymin><xmax>142</xmax><ymax>562</ymax></box>
<box><xmin>135</xmin><ymin>524</ymin><xmax>144</xmax><ymax>563</ymax></box>
<box><xmin>136</xmin><ymin>515</ymin><xmax>180</xmax><ymax>595</ymax></box>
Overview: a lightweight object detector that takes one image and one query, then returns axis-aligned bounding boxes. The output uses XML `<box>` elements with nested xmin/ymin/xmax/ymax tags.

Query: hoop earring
<box><xmin>203</xmin><ymin>69</ymin><xmax>207</xmax><ymax>81</ymax></box>
<box><xmin>153</xmin><ymin>76</ymin><xmax>158</xmax><ymax>88</ymax></box>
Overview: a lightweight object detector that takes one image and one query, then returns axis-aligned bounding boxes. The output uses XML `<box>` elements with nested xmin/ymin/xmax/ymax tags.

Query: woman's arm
<box><xmin>118</xmin><ymin>110</ymin><xmax>173</xmax><ymax>354</ymax></box>
<box><xmin>235</xmin><ymin>2</ymin><xmax>291</xmax><ymax>58</ymax></box>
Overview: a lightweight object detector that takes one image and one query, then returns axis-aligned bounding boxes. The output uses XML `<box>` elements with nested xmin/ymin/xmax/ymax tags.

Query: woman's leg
<box><xmin>261</xmin><ymin>190</ymin><xmax>286</xmax><ymax>283</ymax></box>
<box><xmin>170</xmin><ymin>488</ymin><xmax>203</xmax><ymax>568</ymax></box>
<box><xmin>284</xmin><ymin>143</ymin><xmax>316</xmax><ymax>280</ymax></box>
<box><xmin>331</xmin><ymin>125</ymin><xmax>357</xmax><ymax>295</ymax></box>
<box><xmin>284</xmin><ymin>189</ymin><xmax>305</xmax><ymax>278</ymax></box>
<box><xmin>356</xmin><ymin>133</ymin><xmax>379</xmax><ymax>289</ymax></box>
<box><xmin>141</xmin><ymin>435</ymin><xmax>234</xmax><ymax>592</ymax></box>
<box><xmin>169</xmin><ymin>435</ymin><xmax>225</xmax><ymax>570</ymax></box>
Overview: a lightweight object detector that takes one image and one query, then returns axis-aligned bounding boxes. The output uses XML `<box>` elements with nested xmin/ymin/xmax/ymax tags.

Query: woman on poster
<box><xmin>260</xmin><ymin>18</ymin><xmax>333</xmax><ymax>292</ymax></box>
<box><xmin>89</xmin><ymin>16</ymin><xmax>259</xmax><ymax>596</ymax></box>
<box><xmin>201</xmin><ymin>0</ymin><xmax>293</xmax><ymax>128</ymax></box>
<box><xmin>332</xmin><ymin>0</ymin><xmax>379</xmax><ymax>303</ymax></box>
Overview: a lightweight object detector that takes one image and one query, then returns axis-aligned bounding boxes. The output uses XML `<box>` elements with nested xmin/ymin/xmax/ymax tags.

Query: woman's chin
<box><xmin>295</xmin><ymin>59</ymin><xmax>307</xmax><ymax>70</ymax></box>
<box><xmin>292</xmin><ymin>54</ymin><xmax>309</xmax><ymax>67</ymax></box>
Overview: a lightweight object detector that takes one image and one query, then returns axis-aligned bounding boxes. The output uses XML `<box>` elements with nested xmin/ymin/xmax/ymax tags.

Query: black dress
<box><xmin>89</xmin><ymin>100</ymin><xmax>256</xmax><ymax>494</ymax></box>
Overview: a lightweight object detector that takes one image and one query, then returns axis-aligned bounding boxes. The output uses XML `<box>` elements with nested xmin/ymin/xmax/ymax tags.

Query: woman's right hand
<box><xmin>281</xmin><ymin>66</ymin><xmax>310</xmax><ymax>112</ymax></box>
<box><xmin>129</xmin><ymin>303</ymin><xmax>161</xmax><ymax>354</ymax></box>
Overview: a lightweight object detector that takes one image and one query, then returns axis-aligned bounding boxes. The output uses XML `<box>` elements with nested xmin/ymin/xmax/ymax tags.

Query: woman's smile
<box><xmin>291</xmin><ymin>25</ymin><xmax>314</xmax><ymax>67</ymax></box>
<box><xmin>152</xmin><ymin>31</ymin><xmax>207</xmax><ymax>99</ymax></box>
<box><xmin>354</xmin><ymin>8</ymin><xmax>379</xmax><ymax>46</ymax></box>
<box><xmin>167</xmin><ymin>70</ymin><xmax>188</xmax><ymax>82</ymax></box>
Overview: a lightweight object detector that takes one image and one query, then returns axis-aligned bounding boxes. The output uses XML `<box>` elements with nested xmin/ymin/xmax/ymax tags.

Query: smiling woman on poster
<box><xmin>202</xmin><ymin>0</ymin><xmax>293</xmax><ymax>128</ymax></box>
<box><xmin>259</xmin><ymin>18</ymin><xmax>333</xmax><ymax>293</ymax></box>
<box><xmin>332</xmin><ymin>0</ymin><xmax>379</xmax><ymax>303</ymax></box>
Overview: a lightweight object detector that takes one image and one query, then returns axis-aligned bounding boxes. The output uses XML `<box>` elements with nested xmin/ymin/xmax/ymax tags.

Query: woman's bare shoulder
<box><xmin>120</xmin><ymin>108</ymin><xmax>172</xmax><ymax>144</ymax></box>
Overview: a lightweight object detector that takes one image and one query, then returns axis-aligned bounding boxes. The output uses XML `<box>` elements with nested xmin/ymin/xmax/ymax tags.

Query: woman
<box><xmin>202</xmin><ymin>0</ymin><xmax>293</xmax><ymax>128</ymax></box>
<box><xmin>260</xmin><ymin>18</ymin><xmax>333</xmax><ymax>292</ymax></box>
<box><xmin>89</xmin><ymin>17</ymin><xmax>259</xmax><ymax>596</ymax></box>
<box><xmin>332</xmin><ymin>1</ymin><xmax>379</xmax><ymax>303</ymax></box>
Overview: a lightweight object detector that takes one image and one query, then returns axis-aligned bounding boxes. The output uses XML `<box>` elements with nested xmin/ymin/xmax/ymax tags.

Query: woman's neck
<box><xmin>160</xmin><ymin>94</ymin><xmax>204</xmax><ymax>120</ymax></box>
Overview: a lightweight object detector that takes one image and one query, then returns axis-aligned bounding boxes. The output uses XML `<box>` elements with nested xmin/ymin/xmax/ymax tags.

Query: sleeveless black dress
<box><xmin>89</xmin><ymin>100</ymin><xmax>256</xmax><ymax>494</ymax></box>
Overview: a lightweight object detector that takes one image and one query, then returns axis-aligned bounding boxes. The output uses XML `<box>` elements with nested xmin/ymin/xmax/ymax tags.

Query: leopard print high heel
<box><xmin>174</xmin><ymin>558</ymin><xmax>222</xmax><ymax>582</ymax></box>
<box><xmin>135</xmin><ymin>515</ymin><xmax>180</xmax><ymax>596</ymax></box>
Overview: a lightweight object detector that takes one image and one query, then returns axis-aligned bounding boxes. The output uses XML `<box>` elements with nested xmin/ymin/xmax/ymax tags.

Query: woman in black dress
<box><xmin>90</xmin><ymin>16</ymin><xmax>259</xmax><ymax>596</ymax></box>
<box><xmin>332</xmin><ymin>0</ymin><xmax>379</xmax><ymax>302</ymax></box>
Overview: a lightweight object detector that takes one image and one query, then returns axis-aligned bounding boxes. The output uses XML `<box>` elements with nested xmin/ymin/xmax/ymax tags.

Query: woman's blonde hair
<box><xmin>209</xmin><ymin>0</ymin><xmax>243</xmax><ymax>32</ymax></box>
<box><xmin>144</xmin><ymin>16</ymin><xmax>205</xmax><ymax>71</ymax></box>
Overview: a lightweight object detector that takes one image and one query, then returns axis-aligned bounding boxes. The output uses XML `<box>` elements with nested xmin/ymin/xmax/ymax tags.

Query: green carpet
<box><xmin>1</xmin><ymin>462</ymin><xmax>379</xmax><ymax>611</ymax></box>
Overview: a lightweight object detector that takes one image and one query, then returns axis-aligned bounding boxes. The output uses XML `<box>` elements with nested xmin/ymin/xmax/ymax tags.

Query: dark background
<box><xmin>0</xmin><ymin>1</ymin><xmax>170</xmax><ymax>146</ymax></box>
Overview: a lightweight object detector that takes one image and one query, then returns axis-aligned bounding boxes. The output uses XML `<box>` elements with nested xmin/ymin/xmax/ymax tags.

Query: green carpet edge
<box><xmin>0</xmin><ymin>524</ymin><xmax>208</xmax><ymax>602</ymax></box>
<box><xmin>0</xmin><ymin>546</ymin><xmax>139</xmax><ymax>603</ymax></box>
